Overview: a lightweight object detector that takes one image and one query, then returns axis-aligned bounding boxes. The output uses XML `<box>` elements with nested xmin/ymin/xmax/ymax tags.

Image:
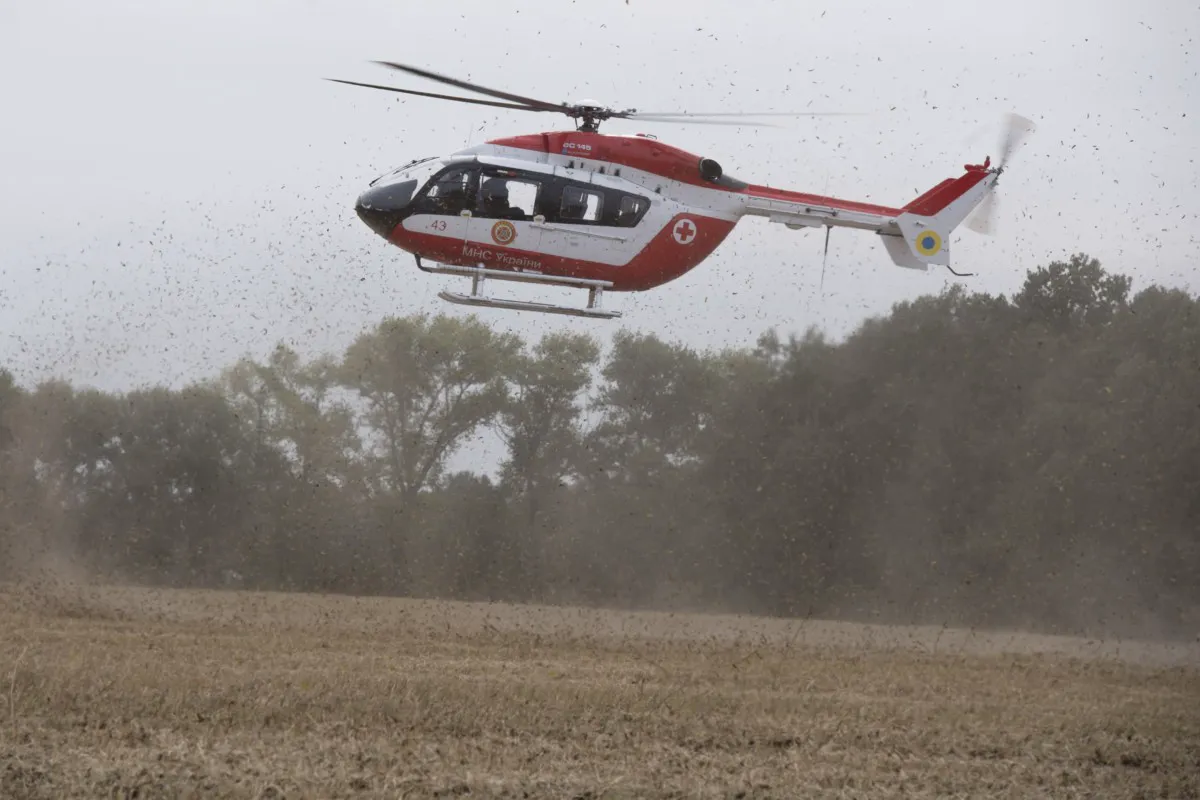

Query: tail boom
<box><xmin>740</xmin><ymin>159</ymin><xmax>997</xmax><ymax>271</ymax></box>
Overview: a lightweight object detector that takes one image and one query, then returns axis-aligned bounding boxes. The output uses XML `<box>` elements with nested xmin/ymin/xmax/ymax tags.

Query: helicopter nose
<box><xmin>355</xmin><ymin>198</ymin><xmax>397</xmax><ymax>239</ymax></box>
<box><xmin>354</xmin><ymin>181</ymin><xmax>415</xmax><ymax>239</ymax></box>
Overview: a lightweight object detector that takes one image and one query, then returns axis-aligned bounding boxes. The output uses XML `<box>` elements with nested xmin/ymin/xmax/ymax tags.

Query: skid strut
<box><xmin>420</xmin><ymin>261</ymin><xmax>622</xmax><ymax>319</ymax></box>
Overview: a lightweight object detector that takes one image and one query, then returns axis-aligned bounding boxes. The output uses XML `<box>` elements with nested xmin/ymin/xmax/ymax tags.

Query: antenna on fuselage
<box><xmin>819</xmin><ymin>225</ymin><xmax>832</xmax><ymax>293</ymax></box>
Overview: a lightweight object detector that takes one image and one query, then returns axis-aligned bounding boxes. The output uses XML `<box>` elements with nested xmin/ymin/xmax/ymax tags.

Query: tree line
<box><xmin>1</xmin><ymin>253</ymin><xmax>1197</xmax><ymax>639</ymax></box>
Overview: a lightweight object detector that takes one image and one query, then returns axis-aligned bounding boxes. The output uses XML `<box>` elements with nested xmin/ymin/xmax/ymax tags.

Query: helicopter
<box><xmin>328</xmin><ymin>61</ymin><xmax>1035</xmax><ymax>319</ymax></box>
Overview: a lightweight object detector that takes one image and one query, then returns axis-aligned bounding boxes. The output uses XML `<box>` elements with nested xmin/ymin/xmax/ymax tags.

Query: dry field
<box><xmin>1</xmin><ymin>580</ymin><xmax>1197</xmax><ymax>799</ymax></box>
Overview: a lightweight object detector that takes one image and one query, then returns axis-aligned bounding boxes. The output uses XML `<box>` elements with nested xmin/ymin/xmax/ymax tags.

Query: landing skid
<box><xmin>418</xmin><ymin>259</ymin><xmax>622</xmax><ymax>320</ymax></box>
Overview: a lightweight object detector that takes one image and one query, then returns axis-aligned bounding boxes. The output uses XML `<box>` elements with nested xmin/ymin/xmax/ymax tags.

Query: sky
<box><xmin>1</xmin><ymin>0</ymin><xmax>1198</xmax><ymax>395</ymax></box>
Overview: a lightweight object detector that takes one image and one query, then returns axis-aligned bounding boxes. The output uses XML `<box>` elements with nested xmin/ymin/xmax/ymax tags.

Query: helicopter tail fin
<box><xmin>881</xmin><ymin>161</ymin><xmax>998</xmax><ymax>270</ymax></box>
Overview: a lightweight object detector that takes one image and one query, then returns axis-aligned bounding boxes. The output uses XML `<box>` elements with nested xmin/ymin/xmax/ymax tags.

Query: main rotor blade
<box><xmin>371</xmin><ymin>60</ymin><xmax>568</xmax><ymax>114</ymax></box>
<box><xmin>622</xmin><ymin>110</ymin><xmax>865</xmax><ymax>118</ymax></box>
<box><xmin>615</xmin><ymin>114</ymin><xmax>780</xmax><ymax>127</ymax></box>
<box><xmin>324</xmin><ymin>78</ymin><xmax>551</xmax><ymax>112</ymax></box>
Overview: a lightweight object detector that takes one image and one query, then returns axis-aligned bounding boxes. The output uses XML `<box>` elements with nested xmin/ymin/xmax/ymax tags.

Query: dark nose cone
<box><xmin>355</xmin><ymin>197</ymin><xmax>402</xmax><ymax>239</ymax></box>
<box><xmin>354</xmin><ymin>177</ymin><xmax>418</xmax><ymax>240</ymax></box>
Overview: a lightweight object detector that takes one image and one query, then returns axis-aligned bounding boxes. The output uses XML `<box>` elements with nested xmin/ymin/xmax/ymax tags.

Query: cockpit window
<box><xmin>369</xmin><ymin>156</ymin><xmax>439</xmax><ymax>187</ymax></box>
<box><xmin>359</xmin><ymin>178</ymin><xmax>420</xmax><ymax>214</ymax></box>
<box><xmin>413</xmin><ymin>166</ymin><xmax>479</xmax><ymax>215</ymax></box>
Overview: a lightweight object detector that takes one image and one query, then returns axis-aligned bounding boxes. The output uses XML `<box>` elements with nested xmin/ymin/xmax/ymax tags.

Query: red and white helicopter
<box><xmin>330</xmin><ymin>61</ymin><xmax>1034</xmax><ymax>319</ymax></box>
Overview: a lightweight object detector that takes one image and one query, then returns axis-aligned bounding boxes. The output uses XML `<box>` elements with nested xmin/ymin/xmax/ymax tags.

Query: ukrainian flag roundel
<box><xmin>915</xmin><ymin>229</ymin><xmax>942</xmax><ymax>256</ymax></box>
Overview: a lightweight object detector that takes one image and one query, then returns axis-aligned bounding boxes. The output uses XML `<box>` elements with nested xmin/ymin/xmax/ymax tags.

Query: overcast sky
<box><xmin>2</xmin><ymin>0</ymin><xmax>1198</xmax><ymax>394</ymax></box>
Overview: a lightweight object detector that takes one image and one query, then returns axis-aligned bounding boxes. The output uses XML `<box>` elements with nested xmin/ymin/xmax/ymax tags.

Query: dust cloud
<box><xmin>1</xmin><ymin>258</ymin><xmax>1197</xmax><ymax>648</ymax></box>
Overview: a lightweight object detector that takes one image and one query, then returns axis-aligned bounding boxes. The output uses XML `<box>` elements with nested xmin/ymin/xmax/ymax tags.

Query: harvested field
<box><xmin>1</xmin><ymin>580</ymin><xmax>1198</xmax><ymax>798</ymax></box>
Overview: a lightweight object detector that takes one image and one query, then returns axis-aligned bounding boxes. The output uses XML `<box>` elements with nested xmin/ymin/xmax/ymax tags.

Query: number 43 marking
<box><xmin>429</xmin><ymin>219</ymin><xmax>448</xmax><ymax>232</ymax></box>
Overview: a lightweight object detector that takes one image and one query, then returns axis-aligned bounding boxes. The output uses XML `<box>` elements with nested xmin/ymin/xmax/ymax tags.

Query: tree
<box><xmin>0</xmin><ymin>255</ymin><xmax>1195</xmax><ymax>640</ymax></box>
<box><xmin>0</xmin><ymin>370</ymin><xmax>31</xmax><ymax>579</ymax></box>
<box><xmin>1013</xmin><ymin>252</ymin><xmax>1131</xmax><ymax>331</ymax></box>
<box><xmin>0</xmin><ymin>369</ymin><xmax>18</xmax><ymax>453</ymax></box>
<box><xmin>91</xmin><ymin>384</ymin><xmax>265</xmax><ymax>585</ymax></box>
<box><xmin>586</xmin><ymin>330</ymin><xmax>718</xmax><ymax>484</ymax></box>
<box><xmin>489</xmin><ymin>331</ymin><xmax>601</xmax><ymax>598</ymax></box>
<box><xmin>415</xmin><ymin>471</ymin><xmax>510</xmax><ymax>601</ymax></box>
<box><xmin>219</xmin><ymin>345</ymin><xmax>369</xmax><ymax>590</ymax></box>
<box><xmin>340</xmin><ymin>314</ymin><xmax>522</xmax><ymax>503</ymax></box>
<box><xmin>542</xmin><ymin>332</ymin><xmax>722</xmax><ymax>607</ymax></box>
<box><xmin>497</xmin><ymin>331</ymin><xmax>600</xmax><ymax>525</ymax></box>
<box><xmin>339</xmin><ymin>314</ymin><xmax>522</xmax><ymax>588</ymax></box>
<box><xmin>222</xmin><ymin>344</ymin><xmax>363</xmax><ymax>491</ymax></box>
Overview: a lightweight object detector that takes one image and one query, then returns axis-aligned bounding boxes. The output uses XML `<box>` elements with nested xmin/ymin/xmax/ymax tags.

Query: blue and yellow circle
<box><xmin>915</xmin><ymin>229</ymin><xmax>942</xmax><ymax>256</ymax></box>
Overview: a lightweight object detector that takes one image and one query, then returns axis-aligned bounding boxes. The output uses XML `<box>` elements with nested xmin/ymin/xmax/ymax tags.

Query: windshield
<box><xmin>357</xmin><ymin>158</ymin><xmax>447</xmax><ymax>219</ymax></box>
<box><xmin>368</xmin><ymin>157</ymin><xmax>443</xmax><ymax>188</ymax></box>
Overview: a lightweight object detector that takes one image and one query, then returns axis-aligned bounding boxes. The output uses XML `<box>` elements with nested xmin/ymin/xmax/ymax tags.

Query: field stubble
<box><xmin>1</xmin><ymin>578</ymin><xmax>1197</xmax><ymax>799</ymax></box>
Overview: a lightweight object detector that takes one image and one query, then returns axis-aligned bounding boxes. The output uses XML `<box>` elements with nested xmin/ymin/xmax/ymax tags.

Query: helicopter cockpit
<box><xmin>355</xmin><ymin>157</ymin><xmax>445</xmax><ymax>237</ymax></box>
<box><xmin>356</xmin><ymin>155</ymin><xmax>654</xmax><ymax>240</ymax></box>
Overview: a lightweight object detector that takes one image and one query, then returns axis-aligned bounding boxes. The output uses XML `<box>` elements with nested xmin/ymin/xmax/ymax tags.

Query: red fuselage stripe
<box><xmin>392</xmin><ymin>213</ymin><xmax>737</xmax><ymax>292</ymax></box>
<box><xmin>901</xmin><ymin>168</ymin><xmax>990</xmax><ymax>217</ymax></box>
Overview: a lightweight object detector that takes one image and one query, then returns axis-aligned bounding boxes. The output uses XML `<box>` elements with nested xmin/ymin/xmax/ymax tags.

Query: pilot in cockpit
<box><xmin>480</xmin><ymin>178</ymin><xmax>524</xmax><ymax>220</ymax></box>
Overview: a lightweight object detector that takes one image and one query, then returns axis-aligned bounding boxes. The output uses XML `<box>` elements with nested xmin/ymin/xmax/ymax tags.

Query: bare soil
<box><xmin>2</xmin><ymin>580</ymin><xmax>1197</xmax><ymax>798</ymax></box>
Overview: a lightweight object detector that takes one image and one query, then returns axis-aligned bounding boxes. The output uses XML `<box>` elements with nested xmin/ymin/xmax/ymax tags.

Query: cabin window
<box><xmin>476</xmin><ymin>174</ymin><xmax>541</xmax><ymax>221</ymax></box>
<box><xmin>560</xmin><ymin>185</ymin><xmax>604</xmax><ymax>223</ymax></box>
<box><xmin>613</xmin><ymin>194</ymin><xmax>649</xmax><ymax>228</ymax></box>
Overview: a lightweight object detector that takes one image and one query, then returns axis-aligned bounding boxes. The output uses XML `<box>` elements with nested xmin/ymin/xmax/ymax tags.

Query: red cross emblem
<box><xmin>672</xmin><ymin>218</ymin><xmax>697</xmax><ymax>245</ymax></box>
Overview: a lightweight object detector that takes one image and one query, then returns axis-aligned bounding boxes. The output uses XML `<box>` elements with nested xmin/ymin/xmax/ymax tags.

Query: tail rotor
<box><xmin>965</xmin><ymin>112</ymin><xmax>1036</xmax><ymax>236</ymax></box>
